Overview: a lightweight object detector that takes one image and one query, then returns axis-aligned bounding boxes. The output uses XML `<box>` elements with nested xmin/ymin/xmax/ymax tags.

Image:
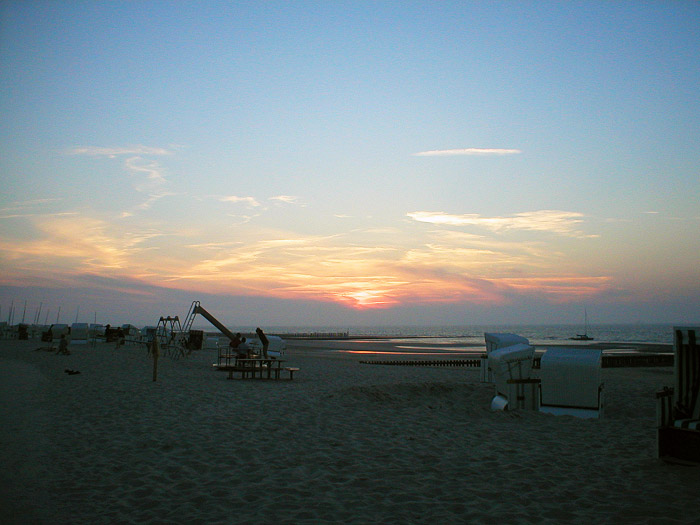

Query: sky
<box><xmin>1</xmin><ymin>1</ymin><xmax>699</xmax><ymax>328</ymax></box>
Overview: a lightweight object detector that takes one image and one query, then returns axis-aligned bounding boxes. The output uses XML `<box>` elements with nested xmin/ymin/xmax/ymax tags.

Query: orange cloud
<box><xmin>0</xmin><ymin>206</ymin><xmax>615</xmax><ymax>310</ymax></box>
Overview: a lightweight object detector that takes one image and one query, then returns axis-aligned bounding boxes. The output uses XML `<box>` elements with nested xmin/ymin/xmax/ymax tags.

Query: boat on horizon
<box><xmin>570</xmin><ymin>309</ymin><xmax>594</xmax><ymax>341</ymax></box>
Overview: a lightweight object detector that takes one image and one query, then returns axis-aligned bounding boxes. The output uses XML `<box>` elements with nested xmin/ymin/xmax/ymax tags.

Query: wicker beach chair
<box><xmin>481</xmin><ymin>333</ymin><xmax>530</xmax><ymax>382</ymax></box>
<box><xmin>538</xmin><ymin>347</ymin><xmax>604</xmax><ymax>419</ymax></box>
<box><xmin>657</xmin><ymin>327</ymin><xmax>700</xmax><ymax>463</ymax></box>
<box><xmin>489</xmin><ymin>342</ymin><xmax>537</xmax><ymax>410</ymax></box>
<box><xmin>70</xmin><ymin>323</ymin><xmax>89</xmax><ymax>344</ymax></box>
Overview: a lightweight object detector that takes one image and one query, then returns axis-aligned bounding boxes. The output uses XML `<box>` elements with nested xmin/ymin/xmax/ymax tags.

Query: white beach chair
<box><xmin>657</xmin><ymin>327</ymin><xmax>700</xmax><ymax>463</ymax></box>
<box><xmin>482</xmin><ymin>333</ymin><xmax>530</xmax><ymax>382</ymax></box>
<box><xmin>50</xmin><ymin>324</ymin><xmax>70</xmax><ymax>340</ymax></box>
<box><xmin>538</xmin><ymin>348</ymin><xmax>604</xmax><ymax>419</ymax></box>
<box><xmin>70</xmin><ymin>323</ymin><xmax>89</xmax><ymax>344</ymax></box>
<box><xmin>121</xmin><ymin>324</ymin><xmax>141</xmax><ymax>344</ymax></box>
<box><xmin>248</xmin><ymin>335</ymin><xmax>286</xmax><ymax>359</ymax></box>
<box><xmin>489</xmin><ymin>342</ymin><xmax>537</xmax><ymax>410</ymax></box>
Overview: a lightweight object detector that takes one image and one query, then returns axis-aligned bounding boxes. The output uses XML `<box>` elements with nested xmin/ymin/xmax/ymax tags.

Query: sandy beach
<box><xmin>1</xmin><ymin>338</ymin><xmax>699</xmax><ymax>524</ymax></box>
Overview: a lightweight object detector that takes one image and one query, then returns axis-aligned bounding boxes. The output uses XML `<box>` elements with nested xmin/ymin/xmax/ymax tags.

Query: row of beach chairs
<box><xmin>483</xmin><ymin>327</ymin><xmax>700</xmax><ymax>464</ymax></box>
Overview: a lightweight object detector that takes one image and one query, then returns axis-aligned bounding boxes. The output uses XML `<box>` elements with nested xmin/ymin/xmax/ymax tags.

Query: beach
<box><xmin>1</xmin><ymin>338</ymin><xmax>698</xmax><ymax>524</ymax></box>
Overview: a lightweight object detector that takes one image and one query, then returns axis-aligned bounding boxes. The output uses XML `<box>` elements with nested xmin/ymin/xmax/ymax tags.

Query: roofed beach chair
<box><xmin>88</xmin><ymin>323</ymin><xmax>103</xmax><ymax>345</ymax></box>
<box><xmin>489</xmin><ymin>342</ymin><xmax>538</xmax><ymax>410</ymax></box>
<box><xmin>657</xmin><ymin>327</ymin><xmax>700</xmax><ymax>463</ymax></box>
<box><xmin>50</xmin><ymin>324</ymin><xmax>70</xmax><ymax>340</ymax></box>
<box><xmin>538</xmin><ymin>348</ymin><xmax>604</xmax><ymax>419</ymax></box>
<box><xmin>70</xmin><ymin>323</ymin><xmax>89</xmax><ymax>344</ymax></box>
<box><xmin>120</xmin><ymin>324</ymin><xmax>141</xmax><ymax>344</ymax></box>
<box><xmin>482</xmin><ymin>333</ymin><xmax>530</xmax><ymax>382</ymax></box>
<box><xmin>247</xmin><ymin>335</ymin><xmax>286</xmax><ymax>359</ymax></box>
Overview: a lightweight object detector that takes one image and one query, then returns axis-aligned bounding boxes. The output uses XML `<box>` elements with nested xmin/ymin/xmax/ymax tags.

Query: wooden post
<box><xmin>152</xmin><ymin>337</ymin><xmax>160</xmax><ymax>382</ymax></box>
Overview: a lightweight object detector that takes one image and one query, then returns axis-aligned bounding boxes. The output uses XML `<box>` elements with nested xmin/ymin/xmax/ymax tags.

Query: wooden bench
<box><xmin>285</xmin><ymin>367</ymin><xmax>299</xmax><ymax>380</ymax></box>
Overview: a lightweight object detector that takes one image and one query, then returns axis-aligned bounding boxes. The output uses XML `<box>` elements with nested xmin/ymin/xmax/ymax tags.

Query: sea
<box><xmin>197</xmin><ymin>324</ymin><xmax>678</xmax><ymax>347</ymax></box>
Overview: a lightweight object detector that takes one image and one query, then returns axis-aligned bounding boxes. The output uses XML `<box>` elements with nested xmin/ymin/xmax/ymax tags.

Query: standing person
<box><xmin>56</xmin><ymin>334</ymin><xmax>70</xmax><ymax>355</ymax></box>
<box><xmin>115</xmin><ymin>326</ymin><xmax>125</xmax><ymax>348</ymax></box>
<box><xmin>256</xmin><ymin>327</ymin><xmax>269</xmax><ymax>359</ymax></box>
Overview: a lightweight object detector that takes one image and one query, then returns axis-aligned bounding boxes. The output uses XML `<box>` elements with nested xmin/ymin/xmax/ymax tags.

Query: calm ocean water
<box><xmin>201</xmin><ymin>324</ymin><xmax>678</xmax><ymax>346</ymax></box>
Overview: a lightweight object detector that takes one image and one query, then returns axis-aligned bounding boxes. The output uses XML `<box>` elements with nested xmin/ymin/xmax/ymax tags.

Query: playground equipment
<box><xmin>186</xmin><ymin>301</ymin><xmax>238</xmax><ymax>341</ymax></box>
<box><xmin>154</xmin><ymin>315</ymin><xmax>188</xmax><ymax>357</ymax></box>
<box><xmin>153</xmin><ymin>301</ymin><xmax>238</xmax><ymax>358</ymax></box>
<box><xmin>153</xmin><ymin>301</ymin><xmax>285</xmax><ymax>359</ymax></box>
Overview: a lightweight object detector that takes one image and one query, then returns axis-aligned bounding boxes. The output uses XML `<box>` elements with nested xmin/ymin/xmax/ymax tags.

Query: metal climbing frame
<box><xmin>154</xmin><ymin>301</ymin><xmax>238</xmax><ymax>358</ymax></box>
<box><xmin>155</xmin><ymin>315</ymin><xmax>188</xmax><ymax>357</ymax></box>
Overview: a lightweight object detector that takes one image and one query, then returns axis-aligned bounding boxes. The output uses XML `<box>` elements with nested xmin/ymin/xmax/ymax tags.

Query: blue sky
<box><xmin>1</xmin><ymin>1</ymin><xmax>699</xmax><ymax>327</ymax></box>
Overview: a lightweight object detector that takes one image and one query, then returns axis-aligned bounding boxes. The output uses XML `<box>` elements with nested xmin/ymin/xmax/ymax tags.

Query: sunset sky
<box><xmin>1</xmin><ymin>1</ymin><xmax>699</xmax><ymax>327</ymax></box>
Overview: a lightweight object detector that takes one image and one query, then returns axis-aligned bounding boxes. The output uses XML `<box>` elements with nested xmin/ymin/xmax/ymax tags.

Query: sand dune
<box><xmin>1</xmin><ymin>339</ymin><xmax>698</xmax><ymax>524</ymax></box>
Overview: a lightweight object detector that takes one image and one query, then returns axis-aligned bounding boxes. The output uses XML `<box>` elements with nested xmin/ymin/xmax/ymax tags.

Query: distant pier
<box><xmin>276</xmin><ymin>332</ymin><xmax>350</xmax><ymax>340</ymax></box>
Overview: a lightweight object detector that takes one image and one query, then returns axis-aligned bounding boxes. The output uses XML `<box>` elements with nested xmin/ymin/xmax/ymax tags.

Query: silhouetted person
<box><xmin>115</xmin><ymin>326</ymin><xmax>125</xmax><ymax>348</ymax></box>
<box><xmin>56</xmin><ymin>334</ymin><xmax>70</xmax><ymax>355</ymax></box>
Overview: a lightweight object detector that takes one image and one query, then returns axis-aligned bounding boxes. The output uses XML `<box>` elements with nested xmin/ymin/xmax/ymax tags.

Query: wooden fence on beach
<box><xmin>360</xmin><ymin>353</ymin><xmax>674</xmax><ymax>368</ymax></box>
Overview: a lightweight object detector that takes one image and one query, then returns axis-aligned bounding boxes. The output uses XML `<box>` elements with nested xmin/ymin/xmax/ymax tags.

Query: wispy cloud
<box><xmin>0</xmin><ymin>199</ymin><xmax>77</xmax><ymax>219</ymax></box>
<box><xmin>407</xmin><ymin>210</ymin><xmax>591</xmax><ymax>237</ymax></box>
<box><xmin>269</xmin><ymin>195</ymin><xmax>302</xmax><ymax>205</ymax></box>
<box><xmin>120</xmin><ymin>191</ymin><xmax>177</xmax><ymax>217</ymax></box>
<box><xmin>67</xmin><ymin>144</ymin><xmax>173</xmax><ymax>215</ymax></box>
<box><xmin>412</xmin><ymin>148</ymin><xmax>522</xmax><ymax>156</ymax></box>
<box><xmin>122</xmin><ymin>158</ymin><xmax>171</xmax><ymax>214</ymax></box>
<box><xmin>2</xmin><ymin>198</ymin><xmax>62</xmax><ymax>210</ymax></box>
<box><xmin>0</xmin><ymin>211</ymin><xmax>78</xmax><ymax>219</ymax></box>
<box><xmin>67</xmin><ymin>145</ymin><xmax>172</xmax><ymax>158</ymax></box>
<box><xmin>125</xmin><ymin>157</ymin><xmax>168</xmax><ymax>186</ymax></box>
<box><xmin>219</xmin><ymin>196</ymin><xmax>262</xmax><ymax>207</ymax></box>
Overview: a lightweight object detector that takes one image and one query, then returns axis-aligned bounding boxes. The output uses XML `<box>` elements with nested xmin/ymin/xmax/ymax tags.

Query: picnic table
<box><xmin>218</xmin><ymin>358</ymin><xmax>299</xmax><ymax>380</ymax></box>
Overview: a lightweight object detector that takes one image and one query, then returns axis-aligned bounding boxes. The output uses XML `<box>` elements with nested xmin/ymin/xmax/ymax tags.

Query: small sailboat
<box><xmin>570</xmin><ymin>309</ymin><xmax>594</xmax><ymax>341</ymax></box>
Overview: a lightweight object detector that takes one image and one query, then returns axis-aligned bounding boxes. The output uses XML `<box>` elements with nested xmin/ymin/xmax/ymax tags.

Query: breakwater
<box><xmin>360</xmin><ymin>353</ymin><xmax>673</xmax><ymax>368</ymax></box>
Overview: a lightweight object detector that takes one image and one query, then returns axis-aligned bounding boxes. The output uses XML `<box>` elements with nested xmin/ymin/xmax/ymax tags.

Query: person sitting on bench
<box><xmin>237</xmin><ymin>337</ymin><xmax>250</xmax><ymax>359</ymax></box>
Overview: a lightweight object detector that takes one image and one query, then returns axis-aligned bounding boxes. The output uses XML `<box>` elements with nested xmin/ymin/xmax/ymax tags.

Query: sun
<box><xmin>338</xmin><ymin>290</ymin><xmax>398</xmax><ymax>310</ymax></box>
